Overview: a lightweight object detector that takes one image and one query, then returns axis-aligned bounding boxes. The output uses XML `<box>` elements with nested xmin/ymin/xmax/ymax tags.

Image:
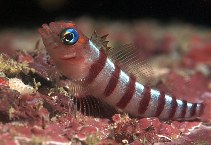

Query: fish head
<box><xmin>39</xmin><ymin>21</ymin><xmax>92</xmax><ymax>80</ymax></box>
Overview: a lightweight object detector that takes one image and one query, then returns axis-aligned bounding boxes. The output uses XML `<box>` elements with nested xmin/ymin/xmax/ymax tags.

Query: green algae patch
<box><xmin>0</xmin><ymin>54</ymin><xmax>33</xmax><ymax>77</ymax></box>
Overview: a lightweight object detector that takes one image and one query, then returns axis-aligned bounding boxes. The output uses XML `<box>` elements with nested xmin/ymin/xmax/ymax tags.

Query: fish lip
<box><xmin>61</xmin><ymin>53</ymin><xmax>77</xmax><ymax>60</ymax></box>
<box><xmin>60</xmin><ymin>55</ymin><xmax>85</xmax><ymax>63</ymax></box>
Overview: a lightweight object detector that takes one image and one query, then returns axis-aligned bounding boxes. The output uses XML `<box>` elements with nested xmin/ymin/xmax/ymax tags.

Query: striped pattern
<box><xmin>190</xmin><ymin>103</ymin><xmax>197</xmax><ymax>117</ymax></box>
<box><xmin>168</xmin><ymin>96</ymin><xmax>178</xmax><ymax>118</ymax></box>
<box><xmin>116</xmin><ymin>77</ymin><xmax>136</xmax><ymax>109</ymax></box>
<box><xmin>155</xmin><ymin>90</ymin><xmax>165</xmax><ymax>117</ymax></box>
<box><xmin>180</xmin><ymin>100</ymin><xmax>187</xmax><ymax>118</ymax></box>
<box><xmin>104</xmin><ymin>65</ymin><xmax>120</xmax><ymax>97</ymax></box>
<box><xmin>85</xmin><ymin>41</ymin><xmax>204</xmax><ymax>120</ymax></box>
<box><xmin>86</xmin><ymin>49</ymin><xmax>107</xmax><ymax>83</ymax></box>
<box><xmin>138</xmin><ymin>85</ymin><xmax>151</xmax><ymax>115</ymax></box>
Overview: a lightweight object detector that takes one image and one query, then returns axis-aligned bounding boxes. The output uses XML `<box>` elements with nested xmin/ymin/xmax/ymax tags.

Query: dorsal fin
<box><xmin>90</xmin><ymin>31</ymin><xmax>111</xmax><ymax>53</ymax></box>
<box><xmin>109</xmin><ymin>44</ymin><xmax>154</xmax><ymax>85</ymax></box>
<box><xmin>90</xmin><ymin>31</ymin><xmax>154</xmax><ymax>85</ymax></box>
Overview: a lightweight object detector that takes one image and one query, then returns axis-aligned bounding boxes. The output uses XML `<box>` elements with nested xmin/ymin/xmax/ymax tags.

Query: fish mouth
<box><xmin>61</xmin><ymin>54</ymin><xmax>85</xmax><ymax>63</ymax></box>
<box><xmin>61</xmin><ymin>53</ymin><xmax>77</xmax><ymax>60</ymax></box>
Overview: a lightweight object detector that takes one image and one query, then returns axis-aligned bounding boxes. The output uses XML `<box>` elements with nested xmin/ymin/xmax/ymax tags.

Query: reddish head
<box><xmin>39</xmin><ymin>21</ymin><xmax>98</xmax><ymax>81</ymax></box>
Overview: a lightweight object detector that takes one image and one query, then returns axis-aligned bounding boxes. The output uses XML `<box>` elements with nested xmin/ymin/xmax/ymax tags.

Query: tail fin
<box><xmin>200</xmin><ymin>92</ymin><xmax>211</xmax><ymax>122</ymax></box>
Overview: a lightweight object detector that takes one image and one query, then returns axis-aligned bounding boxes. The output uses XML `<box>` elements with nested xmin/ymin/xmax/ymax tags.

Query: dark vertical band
<box><xmin>180</xmin><ymin>100</ymin><xmax>187</xmax><ymax>118</ymax></box>
<box><xmin>190</xmin><ymin>103</ymin><xmax>197</xmax><ymax>117</ymax></box>
<box><xmin>116</xmin><ymin>77</ymin><xmax>136</xmax><ymax>109</ymax></box>
<box><xmin>155</xmin><ymin>90</ymin><xmax>166</xmax><ymax>117</ymax></box>
<box><xmin>86</xmin><ymin>49</ymin><xmax>107</xmax><ymax>83</ymax></box>
<box><xmin>168</xmin><ymin>97</ymin><xmax>178</xmax><ymax>118</ymax></box>
<box><xmin>198</xmin><ymin>103</ymin><xmax>204</xmax><ymax>116</ymax></box>
<box><xmin>104</xmin><ymin>65</ymin><xmax>120</xmax><ymax>97</ymax></box>
<box><xmin>138</xmin><ymin>85</ymin><xmax>151</xmax><ymax>115</ymax></box>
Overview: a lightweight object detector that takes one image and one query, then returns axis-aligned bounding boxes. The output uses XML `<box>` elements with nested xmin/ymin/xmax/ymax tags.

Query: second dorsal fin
<box><xmin>109</xmin><ymin>44</ymin><xmax>154</xmax><ymax>85</ymax></box>
<box><xmin>90</xmin><ymin>31</ymin><xmax>154</xmax><ymax>85</ymax></box>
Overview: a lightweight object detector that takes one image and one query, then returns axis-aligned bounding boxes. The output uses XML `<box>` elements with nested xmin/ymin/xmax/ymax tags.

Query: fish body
<box><xmin>39</xmin><ymin>21</ymin><xmax>205</xmax><ymax>120</ymax></box>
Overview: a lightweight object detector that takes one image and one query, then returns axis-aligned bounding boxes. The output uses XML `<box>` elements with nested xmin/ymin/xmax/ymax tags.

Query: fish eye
<box><xmin>60</xmin><ymin>28</ymin><xmax>79</xmax><ymax>45</ymax></box>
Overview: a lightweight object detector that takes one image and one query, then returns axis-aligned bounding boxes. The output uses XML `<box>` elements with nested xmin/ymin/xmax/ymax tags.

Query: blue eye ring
<box><xmin>60</xmin><ymin>28</ymin><xmax>79</xmax><ymax>45</ymax></box>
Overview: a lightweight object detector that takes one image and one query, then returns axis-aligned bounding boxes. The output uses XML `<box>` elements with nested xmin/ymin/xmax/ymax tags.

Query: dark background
<box><xmin>0</xmin><ymin>0</ymin><xmax>211</xmax><ymax>28</ymax></box>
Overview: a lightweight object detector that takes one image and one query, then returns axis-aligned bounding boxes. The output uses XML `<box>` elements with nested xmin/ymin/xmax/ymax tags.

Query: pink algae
<box><xmin>0</xmin><ymin>77</ymin><xmax>9</xmax><ymax>89</ymax></box>
<box><xmin>184</xmin><ymin>43</ymin><xmax>211</xmax><ymax>66</ymax></box>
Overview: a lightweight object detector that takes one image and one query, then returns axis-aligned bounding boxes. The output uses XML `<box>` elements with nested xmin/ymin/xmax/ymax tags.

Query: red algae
<box><xmin>0</xmin><ymin>77</ymin><xmax>9</xmax><ymax>89</ymax></box>
<box><xmin>183</xmin><ymin>43</ymin><xmax>211</xmax><ymax>66</ymax></box>
<box><xmin>158</xmin><ymin>72</ymin><xmax>211</xmax><ymax>102</ymax></box>
<box><xmin>0</xmin><ymin>19</ymin><xmax>211</xmax><ymax>144</ymax></box>
<box><xmin>17</xmin><ymin>52</ymin><xmax>34</xmax><ymax>63</ymax></box>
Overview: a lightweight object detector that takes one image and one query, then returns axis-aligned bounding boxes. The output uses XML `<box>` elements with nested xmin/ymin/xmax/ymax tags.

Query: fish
<box><xmin>38</xmin><ymin>21</ymin><xmax>210</xmax><ymax>121</ymax></box>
